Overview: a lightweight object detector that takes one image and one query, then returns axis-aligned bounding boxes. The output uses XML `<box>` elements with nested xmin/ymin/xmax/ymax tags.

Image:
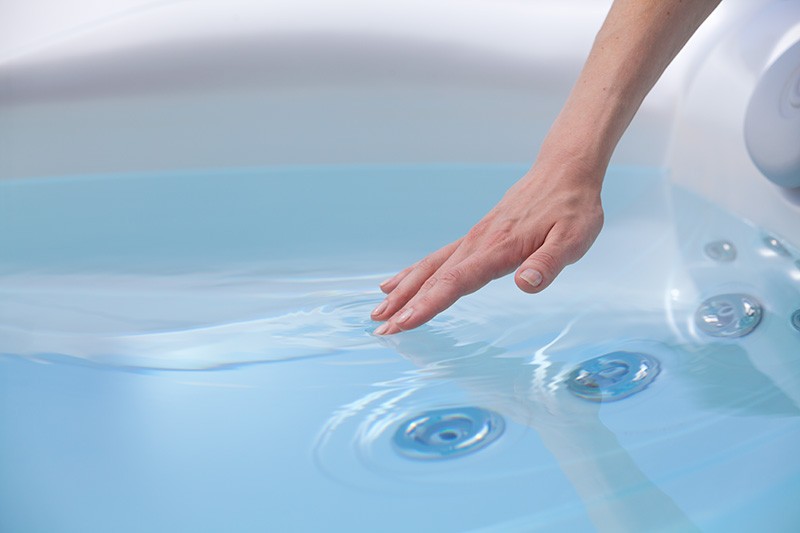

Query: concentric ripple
<box><xmin>0</xmin><ymin>270</ymin><xmax>388</xmax><ymax>370</ymax></box>
<box><xmin>393</xmin><ymin>407</ymin><xmax>505</xmax><ymax>460</ymax></box>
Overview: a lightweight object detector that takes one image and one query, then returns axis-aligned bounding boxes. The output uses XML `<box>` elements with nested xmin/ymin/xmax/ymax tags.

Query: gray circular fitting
<box><xmin>791</xmin><ymin>309</ymin><xmax>800</xmax><ymax>332</ymax></box>
<box><xmin>393</xmin><ymin>407</ymin><xmax>505</xmax><ymax>460</ymax></box>
<box><xmin>567</xmin><ymin>351</ymin><xmax>660</xmax><ymax>402</ymax></box>
<box><xmin>695</xmin><ymin>294</ymin><xmax>763</xmax><ymax>338</ymax></box>
<box><xmin>704</xmin><ymin>240</ymin><xmax>737</xmax><ymax>262</ymax></box>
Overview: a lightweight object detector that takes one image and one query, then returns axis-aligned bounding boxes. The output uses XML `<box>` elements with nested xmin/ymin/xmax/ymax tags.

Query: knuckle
<box><xmin>485</xmin><ymin>227</ymin><xmax>514</xmax><ymax>248</ymax></box>
<box><xmin>533</xmin><ymin>250</ymin><xmax>560</xmax><ymax>275</ymax></box>
<box><xmin>439</xmin><ymin>267</ymin><xmax>465</xmax><ymax>288</ymax></box>
<box><xmin>557</xmin><ymin>227</ymin><xmax>584</xmax><ymax>250</ymax></box>
<box><xmin>420</xmin><ymin>276</ymin><xmax>439</xmax><ymax>292</ymax></box>
<box><xmin>466</xmin><ymin>218</ymin><xmax>520</xmax><ymax>249</ymax></box>
<box><xmin>466</xmin><ymin>219</ymin><xmax>492</xmax><ymax>242</ymax></box>
<box><xmin>463</xmin><ymin>230</ymin><xmax>481</xmax><ymax>246</ymax></box>
<box><xmin>554</xmin><ymin>221</ymin><xmax>602</xmax><ymax>262</ymax></box>
<box><xmin>416</xmin><ymin>293</ymin><xmax>436</xmax><ymax>310</ymax></box>
<box><xmin>592</xmin><ymin>206</ymin><xmax>605</xmax><ymax>227</ymax></box>
<box><xmin>417</xmin><ymin>256</ymin><xmax>437</xmax><ymax>273</ymax></box>
<box><xmin>471</xmin><ymin>218</ymin><xmax>491</xmax><ymax>235</ymax></box>
<box><xmin>392</xmin><ymin>278</ymin><xmax>418</xmax><ymax>301</ymax></box>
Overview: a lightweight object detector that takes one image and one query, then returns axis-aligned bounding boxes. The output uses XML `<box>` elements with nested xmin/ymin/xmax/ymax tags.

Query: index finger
<box><xmin>377</xmin><ymin>252</ymin><xmax>511</xmax><ymax>334</ymax></box>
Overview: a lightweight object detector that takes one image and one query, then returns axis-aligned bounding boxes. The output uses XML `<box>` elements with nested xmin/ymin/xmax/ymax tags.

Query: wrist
<box><xmin>533</xmin><ymin>134</ymin><xmax>611</xmax><ymax>190</ymax></box>
<box><xmin>539</xmin><ymin>86</ymin><xmax>629</xmax><ymax>173</ymax></box>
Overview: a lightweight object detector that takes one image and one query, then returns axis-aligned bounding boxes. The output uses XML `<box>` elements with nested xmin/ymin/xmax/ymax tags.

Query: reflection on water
<box><xmin>383</xmin><ymin>328</ymin><xmax>699</xmax><ymax>532</ymax></box>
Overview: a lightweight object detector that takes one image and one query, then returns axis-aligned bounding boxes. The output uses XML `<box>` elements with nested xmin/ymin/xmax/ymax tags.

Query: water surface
<box><xmin>1</xmin><ymin>165</ymin><xmax>799</xmax><ymax>532</ymax></box>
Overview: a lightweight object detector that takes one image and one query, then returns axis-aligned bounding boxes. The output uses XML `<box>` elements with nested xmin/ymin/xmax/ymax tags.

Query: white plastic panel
<box><xmin>667</xmin><ymin>0</ymin><xmax>800</xmax><ymax>248</ymax></box>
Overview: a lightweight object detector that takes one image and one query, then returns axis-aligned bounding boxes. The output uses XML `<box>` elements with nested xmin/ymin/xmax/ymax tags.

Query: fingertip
<box><xmin>394</xmin><ymin>307</ymin><xmax>427</xmax><ymax>333</ymax></box>
<box><xmin>516</xmin><ymin>235</ymin><xmax>574</xmax><ymax>294</ymax></box>
<box><xmin>379</xmin><ymin>277</ymin><xmax>396</xmax><ymax>294</ymax></box>
<box><xmin>379</xmin><ymin>322</ymin><xmax>403</xmax><ymax>336</ymax></box>
<box><xmin>371</xmin><ymin>299</ymin><xmax>389</xmax><ymax>319</ymax></box>
<box><xmin>519</xmin><ymin>268</ymin><xmax>542</xmax><ymax>287</ymax></box>
<box><xmin>515</xmin><ymin>267</ymin><xmax>547</xmax><ymax>294</ymax></box>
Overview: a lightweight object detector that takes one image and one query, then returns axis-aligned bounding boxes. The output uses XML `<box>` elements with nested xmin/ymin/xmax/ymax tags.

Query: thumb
<box><xmin>514</xmin><ymin>238</ymin><xmax>574</xmax><ymax>294</ymax></box>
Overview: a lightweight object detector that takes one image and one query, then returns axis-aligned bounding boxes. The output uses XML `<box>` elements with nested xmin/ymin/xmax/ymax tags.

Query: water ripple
<box><xmin>0</xmin><ymin>270</ymin><xmax>387</xmax><ymax>370</ymax></box>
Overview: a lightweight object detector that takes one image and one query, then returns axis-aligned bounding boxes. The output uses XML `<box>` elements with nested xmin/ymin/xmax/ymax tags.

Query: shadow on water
<box><xmin>372</xmin><ymin>326</ymin><xmax>702</xmax><ymax>531</ymax></box>
<box><xmin>675</xmin><ymin>343</ymin><xmax>800</xmax><ymax>417</ymax></box>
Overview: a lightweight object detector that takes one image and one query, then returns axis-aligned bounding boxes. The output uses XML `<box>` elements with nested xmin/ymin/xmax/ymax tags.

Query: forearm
<box><xmin>540</xmin><ymin>0</ymin><xmax>722</xmax><ymax>177</ymax></box>
<box><xmin>373</xmin><ymin>0</ymin><xmax>723</xmax><ymax>334</ymax></box>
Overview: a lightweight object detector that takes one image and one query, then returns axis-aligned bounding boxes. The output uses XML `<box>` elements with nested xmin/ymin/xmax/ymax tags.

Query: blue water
<box><xmin>1</xmin><ymin>165</ymin><xmax>799</xmax><ymax>532</ymax></box>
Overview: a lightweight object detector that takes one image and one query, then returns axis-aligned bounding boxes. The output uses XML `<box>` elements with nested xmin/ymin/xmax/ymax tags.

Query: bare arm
<box><xmin>372</xmin><ymin>0</ymin><xmax>722</xmax><ymax>335</ymax></box>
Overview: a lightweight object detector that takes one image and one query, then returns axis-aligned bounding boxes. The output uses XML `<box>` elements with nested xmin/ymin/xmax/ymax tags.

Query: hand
<box><xmin>371</xmin><ymin>156</ymin><xmax>605</xmax><ymax>335</ymax></box>
<box><xmin>367</xmin><ymin>0</ymin><xmax>721</xmax><ymax>336</ymax></box>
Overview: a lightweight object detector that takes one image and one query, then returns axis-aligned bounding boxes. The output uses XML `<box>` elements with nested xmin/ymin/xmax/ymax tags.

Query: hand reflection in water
<box><xmin>376</xmin><ymin>326</ymin><xmax>699</xmax><ymax>532</ymax></box>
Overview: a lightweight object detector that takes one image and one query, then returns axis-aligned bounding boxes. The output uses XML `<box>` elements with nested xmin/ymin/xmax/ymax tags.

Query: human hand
<box><xmin>371</xmin><ymin>157</ymin><xmax>605</xmax><ymax>335</ymax></box>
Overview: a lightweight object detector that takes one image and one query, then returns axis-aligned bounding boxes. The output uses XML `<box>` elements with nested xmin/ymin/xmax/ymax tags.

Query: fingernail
<box><xmin>520</xmin><ymin>268</ymin><xmax>542</xmax><ymax>288</ymax></box>
<box><xmin>374</xmin><ymin>323</ymin><xmax>389</xmax><ymax>335</ymax></box>
<box><xmin>379</xmin><ymin>277</ymin><xmax>393</xmax><ymax>288</ymax></box>
<box><xmin>372</xmin><ymin>300</ymin><xmax>388</xmax><ymax>317</ymax></box>
<box><xmin>396</xmin><ymin>307</ymin><xmax>414</xmax><ymax>324</ymax></box>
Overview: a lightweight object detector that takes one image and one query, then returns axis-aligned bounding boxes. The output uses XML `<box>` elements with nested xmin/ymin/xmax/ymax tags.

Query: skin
<box><xmin>373</xmin><ymin>0</ymin><xmax>722</xmax><ymax>335</ymax></box>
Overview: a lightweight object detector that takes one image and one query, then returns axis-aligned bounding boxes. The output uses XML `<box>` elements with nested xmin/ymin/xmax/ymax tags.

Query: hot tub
<box><xmin>1</xmin><ymin>1</ymin><xmax>799</xmax><ymax>531</ymax></box>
